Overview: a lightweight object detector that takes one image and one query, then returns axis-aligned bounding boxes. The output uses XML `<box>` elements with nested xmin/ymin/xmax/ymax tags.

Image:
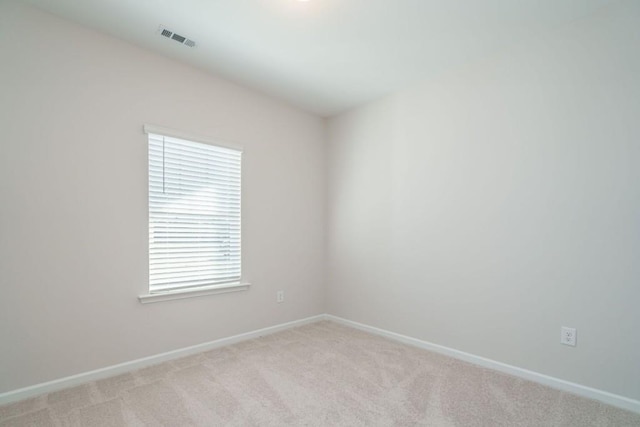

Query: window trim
<box><xmin>138</xmin><ymin>282</ymin><xmax>250</xmax><ymax>304</ymax></box>
<box><xmin>139</xmin><ymin>124</ymin><xmax>248</xmax><ymax>304</ymax></box>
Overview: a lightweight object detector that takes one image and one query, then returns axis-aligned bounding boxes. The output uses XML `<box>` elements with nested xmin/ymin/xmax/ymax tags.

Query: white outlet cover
<box><xmin>561</xmin><ymin>327</ymin><xmax>577</xmax><ymax>346</ymax></box>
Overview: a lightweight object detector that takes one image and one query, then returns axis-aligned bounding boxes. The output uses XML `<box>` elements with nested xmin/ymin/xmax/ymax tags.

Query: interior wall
<box><xmin>0</xmin><ymin>2</ymin><xmax>325</xmax><ymax>394</ymax></box>
<box><xmin>326</xmin><ymin>1</ymin><xmax>640</xmax><ymax>401</ymax></box>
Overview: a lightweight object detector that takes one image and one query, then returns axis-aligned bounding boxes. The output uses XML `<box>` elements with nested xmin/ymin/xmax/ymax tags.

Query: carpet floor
<box><xmin>1</xmin><ymin>320</ymin><xmax>639</xmax><ymax>426</ymax></box>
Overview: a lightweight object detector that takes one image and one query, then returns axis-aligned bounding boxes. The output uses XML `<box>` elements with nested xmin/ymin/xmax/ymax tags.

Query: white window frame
<box><xmin>139</xmin><ymin>125</ymin><xmax>249</xmax><ymax>304</ymax></box>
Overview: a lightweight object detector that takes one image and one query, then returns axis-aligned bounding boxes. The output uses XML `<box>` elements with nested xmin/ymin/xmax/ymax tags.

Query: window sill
<box><xmin>138</xmin><ymin>282</ymin><xmax>250</xmax><ymax>304</ymax></box>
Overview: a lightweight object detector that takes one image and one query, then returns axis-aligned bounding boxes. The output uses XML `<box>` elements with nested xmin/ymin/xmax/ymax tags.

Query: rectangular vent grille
<box><xmin>171</xmin><ymin>33</ymin><xmax>186</xmax><ymax>43</ymax></box>
<box><xmin>158</xmin><ymin>26</ymin><xmax>196</xmax><ymax>48</ymax></box>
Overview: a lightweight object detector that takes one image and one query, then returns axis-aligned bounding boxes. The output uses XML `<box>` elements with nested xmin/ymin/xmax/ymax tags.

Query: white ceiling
<box><xmin>24</xmin><ymin>0</ymin><xmax>617</xmax><ymax>116</ymax></box>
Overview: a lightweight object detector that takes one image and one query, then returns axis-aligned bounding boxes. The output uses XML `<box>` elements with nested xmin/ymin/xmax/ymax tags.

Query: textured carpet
<box><xmin>1</xmin><ymin>320</ymin><xmax>639</xmax><ymax>426</ymax></box>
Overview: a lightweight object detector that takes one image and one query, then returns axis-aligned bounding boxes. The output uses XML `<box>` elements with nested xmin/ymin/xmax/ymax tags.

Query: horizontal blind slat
<box><xmin>151</xmin><ymin>278</ymin><xmax>241</xmax><ymax>292</ymax></box>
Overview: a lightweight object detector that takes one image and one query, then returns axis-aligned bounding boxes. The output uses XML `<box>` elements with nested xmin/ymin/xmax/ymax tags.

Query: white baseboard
<box><xmin>3</xmin><ymin>313</ymin><xmax>638</xmax><ymax>415</ymax></box>
<box><xmin>325</xmin><ymin>314</ymin><xmax>640</xmax><ymax>414</ymax></box>
<box><xmin>0</xmin><ymin>314</ymin><xmax>325</xmax><ymax>406</ymax></box>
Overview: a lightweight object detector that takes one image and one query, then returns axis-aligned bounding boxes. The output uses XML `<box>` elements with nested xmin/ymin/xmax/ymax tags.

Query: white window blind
<box><xmin>148</xmin><ymin>132</ymin><xmax>241</xmax><ymax>294</ymax></box>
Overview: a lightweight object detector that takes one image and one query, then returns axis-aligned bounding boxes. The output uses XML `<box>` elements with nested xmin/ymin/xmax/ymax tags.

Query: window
<box><xmin>142</xmin><ymin>126</ymin><xmax>245</xmax><ymax>302</ymax></box>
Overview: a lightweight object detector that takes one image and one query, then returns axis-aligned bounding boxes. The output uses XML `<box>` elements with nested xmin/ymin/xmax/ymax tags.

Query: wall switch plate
<box><xmin>561</xmin><ymin>327</ymin><xmax>577</xmax><ymax>346</ymax></box>
<box><xmin>277</xmin><ymin>290</ymin><xmax>284</xmax><ymax>303</ymax></box>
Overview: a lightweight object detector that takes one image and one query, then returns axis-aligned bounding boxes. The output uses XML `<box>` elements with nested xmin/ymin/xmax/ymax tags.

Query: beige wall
<box><xmin>0</xmin><ymin>2</ymin><xmax>325</xmax><ymax>393</ymax></box>
<box><xmin>327</xmin><ymin>1</ymin><xmax>640</xmax><ymax>400</ymax></box>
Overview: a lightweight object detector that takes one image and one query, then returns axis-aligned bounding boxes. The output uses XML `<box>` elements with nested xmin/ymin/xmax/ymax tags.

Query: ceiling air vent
<box><xmin>157</xmin><ymin>25</ymin><xmax>196</xmax><ymax>48</ymax></box>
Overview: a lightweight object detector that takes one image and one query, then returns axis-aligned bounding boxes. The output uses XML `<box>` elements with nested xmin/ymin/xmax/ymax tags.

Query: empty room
<box><xmin>1</xmin><ymin>0</ymin><xmax>639</xmax><ymax>425</ymax></box>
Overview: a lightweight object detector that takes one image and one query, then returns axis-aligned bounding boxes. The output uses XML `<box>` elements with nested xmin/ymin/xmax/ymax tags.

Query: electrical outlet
<box><xmin>277</xmin><ymin>290</ymin><xmax>284</xmax><ymax>303</ymax></box>
<box><xmin>561</xmin><ymin>327</ymin><xmax>577</xmax><ymax>346</ymax></box>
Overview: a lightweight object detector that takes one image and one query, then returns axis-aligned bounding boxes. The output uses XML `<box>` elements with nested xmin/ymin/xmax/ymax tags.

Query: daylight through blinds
<box><xmin>148</xmin><ymin>133</ymin><xmax>241</xmax><ymax>293</ymax></box>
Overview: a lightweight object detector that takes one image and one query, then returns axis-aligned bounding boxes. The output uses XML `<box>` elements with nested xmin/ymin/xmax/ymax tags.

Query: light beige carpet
<box><xmin>1</xmin><ymin>320</ymin><xmax>639</xmax><ymax>426</ymax></box>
